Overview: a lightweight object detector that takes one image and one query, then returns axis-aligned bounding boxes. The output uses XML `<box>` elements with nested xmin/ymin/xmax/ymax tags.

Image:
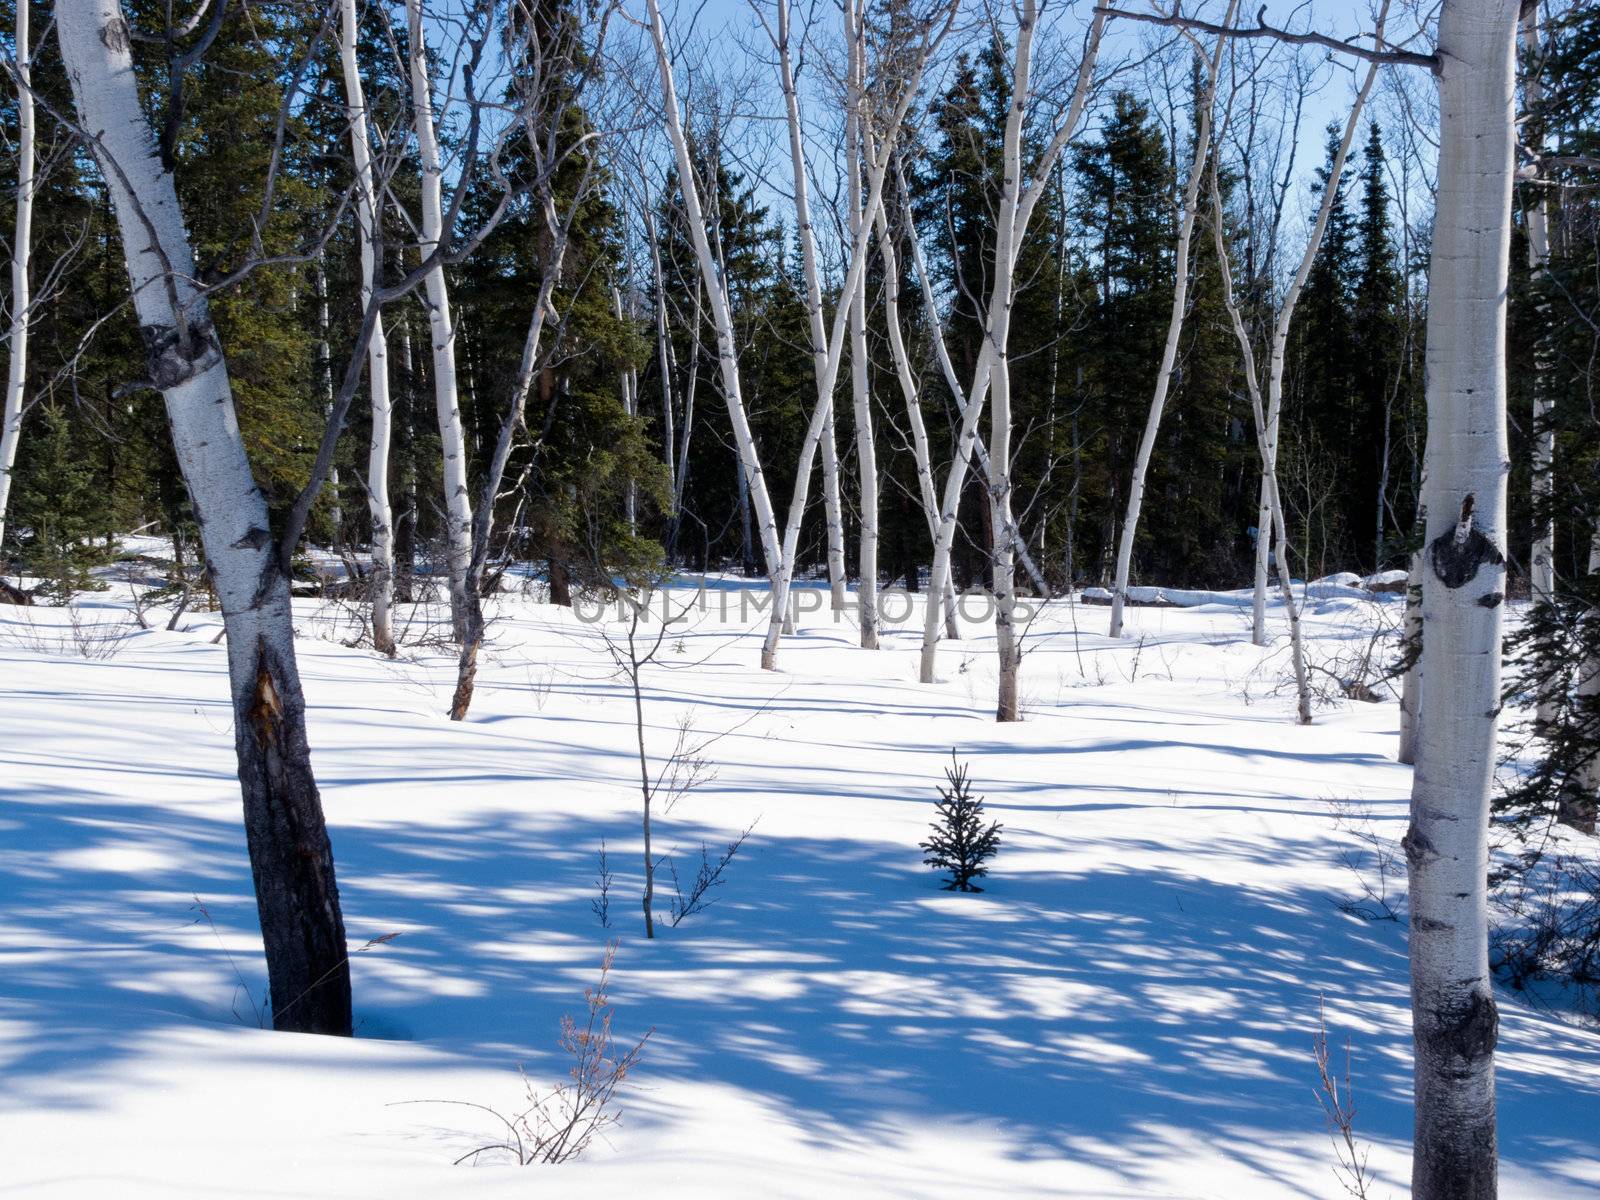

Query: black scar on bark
<box><xmin>141</xmin><ymin>320</ymin><xmax>222</xmax><ymax>391</ymax></box>
<box><xmin>1402</xmin><ymin>823</ymin><xmax>1436</xmax><ymax>868</ymax></box>
<box><xmin>232</xmin><ymin>526</ymin><xmax>273</xmax><ymax>551</ymax></box>
<box><xmin>1422</xmin><ymin>985</ymin><xmax>1499</xmax><ymax>1065</ymax></box>
<box><xmin>1429</xmin><ymin>495</ymin><xmax>1505</xmax><ymax>589</ymax></box>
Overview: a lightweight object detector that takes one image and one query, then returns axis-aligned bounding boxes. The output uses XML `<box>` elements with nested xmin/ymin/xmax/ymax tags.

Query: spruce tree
<box><xmin>1351</xmin><ymin>123</ymin><xmax>1404</xmax><ymax>570</ymax></box>
<box><xmin>921</xmin><ymin>755</ymin><xmax>1002</xmax><ymax>892</ymax></box>
<box><xmin>1287</xmin><ymin>124</ymin><xmax>1358</xmax><ymax>576</ymax></box>
<box><xmin>1071</xmin><ymin>90</ymin><xmax>1174</xmax><ymax>582</ymax></box>
<box><xmin>1502</xmin><ymin>0</ymin><xmax>1600</xmax><ymax>838</ymax></box>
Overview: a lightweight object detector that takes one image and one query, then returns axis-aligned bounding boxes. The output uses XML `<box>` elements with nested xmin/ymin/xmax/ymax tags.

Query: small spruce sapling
<box><xmin>921</xmin><ymin>754</ymin><xmax>1002</xmax><ymax>892</ymax></box>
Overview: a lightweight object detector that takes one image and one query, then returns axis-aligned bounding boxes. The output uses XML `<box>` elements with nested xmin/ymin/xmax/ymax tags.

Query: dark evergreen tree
<box><xmin>1152</xmin><ymin>62</ymin><xmax>1252</xmax><ymax>586</ymax></box>
<box><xmin>1285</xmin><ymin>125</ymin><xmax>1358</xmax><ymax>576</ymax></box>
<box><xmin>920</xmin><ymin>755</ymin><xmax>1002</xmax><ymax>892</ymax></box>
<box><xmin>1502</xmin><ymin>0</ymin><xmax>1600</xmax><ymax>840</ymax></box>
<box><xmin>1351</xmin><ymin>123</ymin><xmax>1405</xmax><ymax>570</ymax></box>
<box><xmin>1071</xmin><ymin>90</ymin><xmax>1175</xmax><ymax>582</ymax></box>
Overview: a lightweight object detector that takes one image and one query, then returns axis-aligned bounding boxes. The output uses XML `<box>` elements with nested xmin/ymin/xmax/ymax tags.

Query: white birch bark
<box><xmin>673</xmin><ymin>286</ymin><xmax>700</xmax><ymax>541</ymax></box>
<box><xmin>404</xmin><ymin>0</ymin><xmax>474</xmax><ymax>643</ymax></box>
<box><xmin>1405</xmin><ymin>5</ymin><xmax>1519</xmax><ymax>1196</ymax></box>
<box><xmin>1213</xmin><ymin>22</ymin><xmax>1384</xmax><ymax>723</ymax></box>
<box><xmin>613</xmin><ymin>285</ymin><xmax>639</xmax><ymax>535</ymax></box>
<box><xmin>746</xmin><ymin>0</ymin><xmax>944</xmax><ymax>669</ymax></box>
<box><xmin>844</xmin><ymin>2</ymin><xmax>878</xmax><ymax>647</ymax></box>
<box><xmin>756</xmin><ymin>18</ymin><xmax>937</xmax><ymax>671</ymax></box>
<box><xmin>1398</xmin><ymin>536</ymin><xmax>1424</xmax><ymax>764</ymax></box>
<box><xmin>915</xmin><ymin>2</ymin><xmax>1104</xmax><ymax>702</ymax></box>
<box><xmin>872</xmin><ymin>195</ymin><xmax>960</xmax><ymax>640</ymax></box>
<box><xmin>0</xmin><ymin>0</ymin><xmax>33</xmax><ymax>550</ymax></box>
<box><xmin>1210</xmin><ymin>171</ymin><xmax>1313</xmax><ymax>725</ymax></box>
<box><xmin>889</xmin><ymin>160</ymin><xmax>1050</xmax><ymax>629</ymax></box>
<box><xmin>57</xmin><ymin>0</ymin><xmax>350</xmax><ymax>1034</ymax></box>
<box><xmin>645</xmin><ymin>0</ymin><xmax>783</xmax><ymax>603</ymax></box>
<box><xmin>452</xmin><ymin>175</ymin><xmax>579</xmax><ymax>718</ymax></box>
<box><xmin>313</xmin><ymin>260</ymin><xmax>342</xmax><ymax>543</ymax></box>
<box><xmin>339</xmin><ymin>0</ymin><xmax>395</xmax><ymax>657</ymax></box>
<box><xmin>1521</xmin><ymin>5</ymin><xmax>1557</xmax><ymax>728</ymax></box>
<box><xmin>1107</xmin><ymin>2</ymin><xmax>1236</xmax><ymax>641</ymax></box>
<box><xmin>765</xmin><ymin>0</ymin><xmax>843</xmax><ymax>615</ymax></box>
<box><xmin>819</xmin><ymin>405</ymin><xmax>848</xmax><ymax>611</ymax></box>
<box><xmin>1251</xmin><ymin>471</ymin><xmax>1270</xmax><ymax>643</ymax></box>
<box><xmin>843</xmin><ymin>0</ymin><xmax>878</xmax><ymax>648</ymax></box>
<box><xmin>1245</xmin><ymin>45</ymin><xmax>1380</xmax><ymax>658</ymax></box>
<box><xmin>643</xmin><ymin>204</ymin><xmax>677</xmax><ymax>502</ymax></box>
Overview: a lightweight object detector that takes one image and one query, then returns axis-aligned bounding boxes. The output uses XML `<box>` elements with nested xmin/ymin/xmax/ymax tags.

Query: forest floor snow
<box><xmin>2</xmin><ymin>576</ymin><xmax>1598</xmax><ymax>1198</ymax></box>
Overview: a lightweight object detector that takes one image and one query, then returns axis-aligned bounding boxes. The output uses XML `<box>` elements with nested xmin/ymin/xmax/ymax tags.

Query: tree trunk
<box><xmin>1406</xmin><ymin>4</ymin><xmax>1519</xmax><ymax>1195</ymax></box>
<box><xmin>1521</xmin><ymin>5</ymin><xmax>1557</xmax><ymax>729</ymax></box>
<box><xmin>872</xmin><ymin>187</ymin><xmax>961</xmax><ymax>642</ymax></box>
<box><xmin>1567</xmin><ymin>528</ymin><xmax>1600</xmax><ymax>831</ymax></box>
<box><xmin>0</xmin><ymin>0</ymin><xmax>33</xmax><ymax>549</ymax></box>
<box><xmin>404</xmin><ymin>0</ymin><xmax>474</xmax><ymax>644</ymax></box>
<box><xmin>549</xmin><ymin>557</ymin><xmax>572</xmax><ymax>607</ymax></box>
<box><xmin>643</xmin><ymin>204</ymin><xmax>677</xmax><ymax>507</ymax></box>
<box><xmin>315</xmin><ymin>262</ymin><xmax>342</xmax><ymax>545</ymax></box>
<box><xmin>912</xmin><ymin>7</ymin><xmax>1104</xmax><ymax>688</ymax></box>
<box><xmin>752</xmin><ymin>0</ymin><xmax>934</xmax><ymax>672</ymax></box>
<box><xmin>1398</xmin><ymin>541</ymin><xmax>1424</xmax><ymax>765</ymax></box>
<box><xmin>395</xmin><ymin>321</ymin><xmax>418</xmax><ymax>603</ymax></box>
<box><xmin>646</xmin><ymin>0</ymin><xmax>783</xmax><ymax>634</ymax></box>
<box><xmin>339</xmin><ymin>0</ymin><xmax>395</xmax><ymax>657</ymax></box>
<box><xmin>844</xmin><ymin>7</ymin><xmax>878</xmax><ymax>650</ymax></box>
<box><xmin>1210</xmin><ymin>169</ymin><xmax>1316</xmax><ymax>727</ymax></box>
<box><xmin>819</xmin><ymin>406</ymin><xmax>848</xmax><ymax>612</ymax></box>
<box><xmin>58</xmin><ymin>0</ymin><xmax>351</xmax><ymax>1036</ymax></box>
<box><xmin>1251</xmin><ymin>473</ymin><xmax>1270</xmax><ymax>645</ymax></box>
<box><xmin>1108</xmin><ymin>4</ymin><xmax>1235</xmax><ymax>641</ymax></box>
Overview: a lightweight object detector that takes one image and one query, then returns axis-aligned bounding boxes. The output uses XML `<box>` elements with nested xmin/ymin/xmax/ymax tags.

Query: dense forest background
<box><xmin>0</xmin><ymin>0</ymin><xmax>1595</xmax><ymax>606</ymax></box>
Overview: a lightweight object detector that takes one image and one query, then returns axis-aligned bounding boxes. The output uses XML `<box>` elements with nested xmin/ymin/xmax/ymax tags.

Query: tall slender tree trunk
<box><xmin>644</xmin><ymin>205</ymin><xmax>677</xmax><ymax>507</ymax></box>
<box><xmin>1251</xmin><ymin>473</ymin><xmax>1271</xmax><ymax>644</ymax></box>
<box><xmin>339</xmin><ymin>0</ymin><xmax>394</xmax><ymax>657</ymax></box>
<box><xmin>313</xmin><ymin>262</ymin><xmax>342</xmax><ymax>544</ymax></box>
<box><xmin>0</xmin><ymin>0</ymin><xmax>33</xmax><ymax>550</ymax></box>
<box><xmin>613</xmin><ymin>286</ymin><xmax>639</xmax><ymax>535</ymax></box>
<box><xmin>845</xmin><ymin>3</ymin><xmax>878</xmax><ymax>649</ymax></box>
<box><xmin>404</xmin><ymin>0</ymin><xmax>473</xmax><ymax>644</ymax></box>
<box><xmin>453</xmin><ymin>180</ymin><xmax>573</xmax><ymax>720</ymax></box>
<box><xmin>395</xmin><ymin>320</ymin><xmax>418</xmax><ymax>603</ymax></box>
<box><xmin>1406</xmin><ymin>4</ymin><xmax>1519</xmax><ymax>1195</ymax></box>
<box><xmin>647</xmin><ymin>0</ymin><xmax>782</xmax><ymax>636</ymax></box>
<box><xmin>1208</xmin><ymin>2</ymin><xmax>1386</xmax><ymax>723</ymax></box>
<box><xmin>912</xmin><ymin>12</ymin><xmax>1105</xmax><ymax>688</ymax></box>
<box><xmin>1398</xmin><ymin>539</ymin><xmax>1424</xmax><ymax>764</ymax></box>
<box><xmin>1211</xmin><ymin>173</ymin><xmax>1313</xmax><ymax>727</ymax></box>
<box><xmin>1521</xmin><ymin>5</ymin><xmax>1557</xmax><ymax>729</ymax></box>
<box><xmin>983</xmin><ymin>4</ymin><xmax>1036</xmax><ymax>723</ymax></box>
<box><xmin>57</xmin><ymin>0</ymin><xmax>350</xmax><ymax>1035</ymax></box>
<box><xmin>873</xmin><ymin>190</ymin><xmax>960</xmax><ymax>641</ymax></box>
<box><xmin>751</xmin><ymin>0</ymin><xmax>939</xmax><ymax>672</ymax></box>
<box><xmin>990</xmin><ymin>359</ymin><xmax>1022</xmax><ymax>720</ymax></box>
<box><xmin>1568</xmin><ymin>528</ymin><xmax>1600</xmax><ymax>830</ymax></box>
<box><xmin>1243</xmin><ymin>34</ymin><xmax>1381</xmax><ymax>665</ymax></box>
<box><xmin>1108</xmin><ymin>3</ymin><xmax>1235</xmax><ymax>640</ymax></box>
<box><xmin>819</xmin><ymin>407</ymin><xmax>848</xmax><ymax>611</ymax></box>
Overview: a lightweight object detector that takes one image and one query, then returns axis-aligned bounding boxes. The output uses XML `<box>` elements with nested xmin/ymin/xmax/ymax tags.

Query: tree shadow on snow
<box><xmin>3</xmin><ymin>760</ymin><xmax>1598</xmax><ymax>1196</ymax></box>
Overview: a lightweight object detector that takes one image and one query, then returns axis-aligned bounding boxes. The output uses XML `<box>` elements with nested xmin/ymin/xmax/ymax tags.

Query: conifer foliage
<box><xmin>921</xmin><ymin>754</ymin><xmax>1002</xmax><ymax>892</ymax></box>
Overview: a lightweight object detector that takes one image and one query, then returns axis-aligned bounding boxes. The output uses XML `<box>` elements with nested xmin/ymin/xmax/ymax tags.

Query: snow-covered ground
<box><xmin>2</xmin><ymin>574</ymin><xmax>1597</xmax><ymax>1198</ymax></box>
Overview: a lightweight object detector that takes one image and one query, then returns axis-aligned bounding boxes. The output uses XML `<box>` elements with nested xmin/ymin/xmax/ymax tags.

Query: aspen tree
<box><xmin>55</xmin><ymin>0</ymin><xmax>352</xmax><ymax>1035</ymax></box>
